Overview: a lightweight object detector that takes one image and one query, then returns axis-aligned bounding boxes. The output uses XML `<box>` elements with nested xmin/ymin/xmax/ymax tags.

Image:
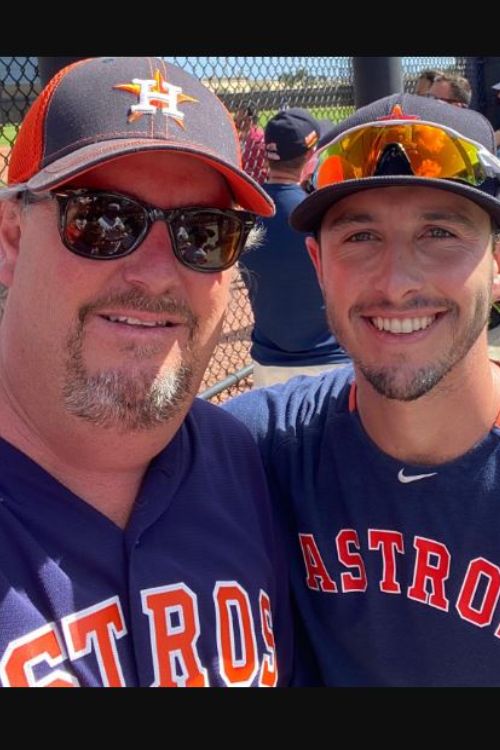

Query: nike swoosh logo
<box><xmin>398</xmin><ymin>468</ymin><xmax>438</xmax><ymax>484</ymax></box>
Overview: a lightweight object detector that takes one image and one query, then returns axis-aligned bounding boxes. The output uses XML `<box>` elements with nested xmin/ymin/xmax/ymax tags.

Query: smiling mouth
<box><xmin>369</xmin><ymin>315</ymin><xmax>438</xmax><ymax>334</ymax></box>
<box><xmin>100</xmin><ymin>315</ymin><xmax>176</xmax><ymax>329</ymax></box>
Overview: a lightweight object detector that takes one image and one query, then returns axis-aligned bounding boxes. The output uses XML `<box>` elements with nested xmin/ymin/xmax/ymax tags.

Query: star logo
<box><xmin>377</xmin><ymin>104</ymin><xmax>420</xmax><ymax>122</ymax></box>
<box><xmin>114</xmin><ymin>70</ymin><xmax>198</xmax><ymax>127</ymax></box>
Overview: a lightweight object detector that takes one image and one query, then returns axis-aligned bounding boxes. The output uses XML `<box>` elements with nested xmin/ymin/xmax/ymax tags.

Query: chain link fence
<box><xmin>0</xmin><ymin>56</ymin><xmax>473</xmax><ymax>402</ymax></box>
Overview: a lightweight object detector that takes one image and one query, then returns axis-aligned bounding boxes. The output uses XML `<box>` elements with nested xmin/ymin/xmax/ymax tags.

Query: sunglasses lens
<box><xmin>171</xmin><ymin>211</ymin><xmax>246</xmax><ymax>270</ymax></box>
<box><xmin>59</xmin><ymin>191</ymin><xmax>253</xmax><ymax>271</ymax></box>
<box><xmin>315</xmin><ymin>124</ymin><xmax>488</xmax><ymax>189</ymax></box>
<box><xmin>63</xmin><ymin>193</ymin><xmax>145</xmax><ymax>258</ymax></box>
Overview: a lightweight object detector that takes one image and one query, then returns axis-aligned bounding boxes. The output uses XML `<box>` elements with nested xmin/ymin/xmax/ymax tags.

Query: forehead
<box><xmin>64</xmin><ymin>151</ymin><xmax>232</xmax><ymax>206</ymax></box>
<box><xmin>416</xmin><ymin>78</ymin><xmax>432</xmax><ymax>94</ymax></box>
<box><xmin>321</xmin><ymin>185</ymin><xmax>490</xmax><ymax>227</ymax></box>
<box><xmin>429</xmin><ymin>79</ymin><xmax>452</xmax><ymax>96</ymax></box>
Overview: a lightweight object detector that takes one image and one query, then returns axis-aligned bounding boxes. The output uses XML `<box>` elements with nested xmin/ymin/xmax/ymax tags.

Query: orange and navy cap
<box><xmin>2</xmin><ymin>56</ymin><xmax>275</xmax><ymax>217</ymax></box>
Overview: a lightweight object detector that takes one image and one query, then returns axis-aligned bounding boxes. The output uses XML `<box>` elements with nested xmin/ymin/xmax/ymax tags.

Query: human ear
<box><xmin>493</xmin><ymin>236</ymin><xmax>500</xmax><ymax>302</ymax></box>
<box><xmin>0</xmin><ymin>200</ymin><xmax>21</xmax><ymax>288</ymax></box>
<box><xmin>306</xmin><ymin>235</ymin><xmax>324</xmax><ymax>290</ymax></box>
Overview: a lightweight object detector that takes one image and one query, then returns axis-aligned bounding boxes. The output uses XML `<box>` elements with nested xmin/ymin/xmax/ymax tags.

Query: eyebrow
<box><xmin>324</xmin><ymin>209</ymin><xmax>478</xmax><ymax>232</ymax></box>
<box><xmin>324</xmin><ymin>212</ymin><xmax>377</xmax><ymax>231</ymax></box>
<box><xmin>418</xmin><ymin>210</ymin><xmax>477</xmax><ymax>229</ymax></box>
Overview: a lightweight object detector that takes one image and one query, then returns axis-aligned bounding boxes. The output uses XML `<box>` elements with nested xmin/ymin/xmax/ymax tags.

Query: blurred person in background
<box><xmin>414</xmin><ymin>68</ymin><xmax>444</xmax><ymax>96</ymax></box>
<box><xmin>234</xmin><ymin>101</ymin><xmax>268</xmax><ymax>184</ymax></box>
<box><xmin>428</xmin><ymin>72</ymin><xmax>472</xmax><ymax>108</ymax></box>
<box><xmin>240</xmin><ymin>108</ymin><xmax>350</xmax><ymax>388</ymax></box>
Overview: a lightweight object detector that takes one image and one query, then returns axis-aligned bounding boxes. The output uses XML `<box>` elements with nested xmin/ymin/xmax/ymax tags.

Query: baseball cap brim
<box><xmin>318</xmin><ymin>119</ymin><xmax>334</xmax><ymax>139</ymax></box>
<box><xmin>290</xmin><ymin>175</ymin><xmax>500</xmax><ymax>231</ymax></box>
<box><xmin>492</xmin><ymin>82</ymin><xmax>500</xmax><ymax>91</ymax></box>
<box><xmin>1</xmin><ymin>138</ymin><xmax>275</xmax><ymax>217</ymax></box>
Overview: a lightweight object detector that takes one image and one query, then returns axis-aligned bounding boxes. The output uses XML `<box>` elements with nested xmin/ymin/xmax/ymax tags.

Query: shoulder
<box><xmin>264</xmin><ymin>182</ymin><xmax>307</xmax><ymax>201</ymax></box>
<box><xmin>187</xmin><ymin>396</ymin><xmax>274</xmax><ymax>459</ymax></box>
<box><xmin>168</xmin><ymin>397</ymin><xmax>273</xmax><ymax>485</ymax></box>
<box><xmin>262</xmin><ymin>184</ymin><xmax>309</xmax><ymax>219</ymax></box>
<box><xmin>222</xmin><ymin>365</ymin><xmax>355</xmax><ymax>447</ymax></box>
<box><xmin>189</xmin><ymin>396</ymin><xmax>259</xmax><ymax>439</ymax></box>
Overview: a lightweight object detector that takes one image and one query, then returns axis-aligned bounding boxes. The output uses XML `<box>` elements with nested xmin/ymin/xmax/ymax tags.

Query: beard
<box><xmin>327</xmin><ymin>289</ymin><xmax>492</xmax><ymax>402</ymax></box>
<box><xmin>63</xmin><ymin>288</ymin><xmax>200</xmax><ymax>431</ymax></box>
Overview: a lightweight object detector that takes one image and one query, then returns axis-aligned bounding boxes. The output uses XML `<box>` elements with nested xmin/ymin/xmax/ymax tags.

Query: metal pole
<box><xmin>353</xmin><ymin>57</ymin><xmax>403</xmax><ymax>109</ymax></box>
<box><xmin>198</xmin><ymin>365</ymin><xmax>254</xmax><ymax>401</ymax></box>
<box><xmin>38</xmin><ymin>57</ymin><xmax>86</xmax><ymax>87</ymax></box>
<box><xmin>477</xmin><ymin>57</ymin><xmax>500</xmax><ymax>130</ymax></box>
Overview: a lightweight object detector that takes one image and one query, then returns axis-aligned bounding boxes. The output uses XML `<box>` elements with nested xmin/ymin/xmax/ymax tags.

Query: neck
<box><xmin>267</xmin><ymin>170</ymin><xmax>300</xmax><ymax>185</ymax></box>
<box><xmin>355</xmin><ymin>339</ymin><xmax>500</xmax><ymax>465</ymax></box>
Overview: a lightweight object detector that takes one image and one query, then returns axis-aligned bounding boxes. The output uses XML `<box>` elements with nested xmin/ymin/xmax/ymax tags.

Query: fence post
<box><xmin>473</xmin><ymin>57</ymin><xmax>500</xmax><ymax>130</ymax></box>
<box><xmin>353</xmin><ymin>57</ymin><xmax>402</xmax><ymax>109</ymax></box>
<box><xmin>37</xmin><ymin>57</ymin><xmax>86</xmax><ymax>87</ymax></box>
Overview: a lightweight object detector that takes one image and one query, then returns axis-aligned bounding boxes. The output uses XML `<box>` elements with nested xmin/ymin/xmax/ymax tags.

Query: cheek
<box><xmin>319</xmin><ymin>258</ymin><xmax>360</xmax><ymax>309</ymax></box>
<box><xmin>9</xmin><ymin>230</ymin><xmax>108</xmax><ymax>344</ymax></box>
<box><xmin>185</xmin><ymin>272</ymin><xmax>232</xmax><ymax>333</ymax></box>
<box><xmin>441</xmin><ymin>252</ymin><xmax>493</xmax><ymax>302</ymax></box>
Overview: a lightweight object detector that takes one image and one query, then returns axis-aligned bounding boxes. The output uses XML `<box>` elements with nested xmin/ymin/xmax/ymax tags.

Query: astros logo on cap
<box><xmin>305</xmin><ymin>130</ymin><xmax>319</xmax><ymax>149</ymax></box>
<box><xmin>376</xmin><ymin>104</ymin><xmax>420</xmax><ymax>122</ymax></box>
<box><xmin>114</xmin><ymin>69</ymin><xmax>198</xmax><ymax>127</ymax></box>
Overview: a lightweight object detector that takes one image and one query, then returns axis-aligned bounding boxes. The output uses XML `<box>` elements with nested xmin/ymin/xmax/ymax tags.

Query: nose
<box><xmin>372</xmin><ymin>240</ymin><xmax>425</xmax><ymax>303</ymax></box>
<box><xmin>120</xmin><ymin>219</ymin><xmax>184</xmax><ymax>294</ymax></box>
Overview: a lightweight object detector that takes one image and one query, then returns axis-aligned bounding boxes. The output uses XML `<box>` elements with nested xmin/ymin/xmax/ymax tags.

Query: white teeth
<box><xmin>371</xmin><ymin>315</ymin><xmax>436</xmax><ymax>333</ymax></box>
<box><xmin>391</xmin><ymin>319</ymin><xmax>402</xmax><ymax>333</ymax></box>
<box><xmin>401</xmin><ymin>319</ymin><xmax>413</xmax><ymax>334</ymax></box>
<box><xmin>106</xmin><ymin>315</ymin><xmax>169</xmax><ymax>327</ymax></box>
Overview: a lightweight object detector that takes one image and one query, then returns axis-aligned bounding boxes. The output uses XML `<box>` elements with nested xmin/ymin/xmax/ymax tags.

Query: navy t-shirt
<box><xmin>224</xmin><ymin>367</ymin><xmax>500</xmax><ymax>686</ymax></box>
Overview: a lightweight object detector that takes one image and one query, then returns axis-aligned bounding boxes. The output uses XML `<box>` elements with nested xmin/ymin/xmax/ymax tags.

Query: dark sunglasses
<box><xmin>23</xmin><ymin>189</ymin><xmax>257</xmax><ymax>273</ymax></box>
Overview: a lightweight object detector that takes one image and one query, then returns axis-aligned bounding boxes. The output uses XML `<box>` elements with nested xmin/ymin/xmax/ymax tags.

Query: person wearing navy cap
<box><xmin>240</xmin><ymin>107</ymin><xmax>350</xmax><ymax>388</ymax></box>
<box><xmin>225</xmin><ymin>93</ymin><xmax>500</xmax><ymax>685</ymax></box>
<box><xmin>0</xmin><ymin>57</ymin><xmax>294</xmax><ymax>687</ymax></box>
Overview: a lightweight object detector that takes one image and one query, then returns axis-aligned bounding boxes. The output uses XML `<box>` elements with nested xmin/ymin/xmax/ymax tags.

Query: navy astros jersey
<box><xmin>224</xmin><ymin>367</ymin><xmax>500</xmax><ymax>686</ymax></box>
<box><xmin>0</xmin><ymin>399</ymin><xmax>292</xmax><ymax>687</ymax></box>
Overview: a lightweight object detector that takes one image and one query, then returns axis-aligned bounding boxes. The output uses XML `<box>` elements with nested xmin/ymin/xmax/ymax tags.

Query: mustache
<box><xmin>78</xmin><ymin>289</ymin><xmax>199</xmax><ymax>329</ymax></box>
<box><xmin>351</xmin><ymin>297</ymin><xmax>458</xmax><ymax>315</ymax></box>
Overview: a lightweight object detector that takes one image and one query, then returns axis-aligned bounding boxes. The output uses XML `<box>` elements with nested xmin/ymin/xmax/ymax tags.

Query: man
<box><xmin>224</xmin><ymin>93</ymin><xmax>500</xmax><ymax>686</ymax></box>
<box><xmin>414</xmin><ymin>68</ymin><xmax>444</xmax><ymax>97</ymax></box>
<box><xmin>491</xmin><ymin>81</ymin><xmax>500</xmax><ymax>155</ymax></box>
<box><xmin>241</xmin><ymin>108</ymin><xmax>350</xmax><ymax>387</ymax></box>
<box><xmin>234</xmin><ymin>101</ymin><xmax>268</xmax><ymax>185</ymax></box>
<box><xmin>0</xmin><ymin>56</ymin><xmax>292</xmax><ymax>687</ymax></box>
<box><xmin>427</xmin><ymin>72</ymin><xmax>472</xmax><ymax>108</ymax></box>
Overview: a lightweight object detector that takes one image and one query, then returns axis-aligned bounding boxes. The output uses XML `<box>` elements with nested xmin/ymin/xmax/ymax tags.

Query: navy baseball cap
<box><xmin>291</xmin><ymin>93</ymin><xmax>500</xmax><ymax>231</ymax></box>
<box><xmin>2</xmin><ymin>56</ymin><xmax>274</xmax><ymax>217</ymax></box>
<box><xmin>265</xmin><ymin>108</ymin><xmax>321</xmax><ymax>162</ymax></box>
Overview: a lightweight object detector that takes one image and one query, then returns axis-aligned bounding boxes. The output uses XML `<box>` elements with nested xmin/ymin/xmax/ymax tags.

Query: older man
<box><xmin>225</xmin><ymin>94</ymin><xmax>500</xmax><ymax>685</ymax></box>
<box><xmin>427</xmin><ymin>72</ymin><xmax>472</xmax><ymax>108</ymax></box>
<box><xmin>414</xmin><ymin>68</ymin><xmax>444</xmax><ymax>96</ymax></box>
<box><xmin>0</xmin><ymin>57</ymin><xmax>292</xmax><ymax>687</ymax></box>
